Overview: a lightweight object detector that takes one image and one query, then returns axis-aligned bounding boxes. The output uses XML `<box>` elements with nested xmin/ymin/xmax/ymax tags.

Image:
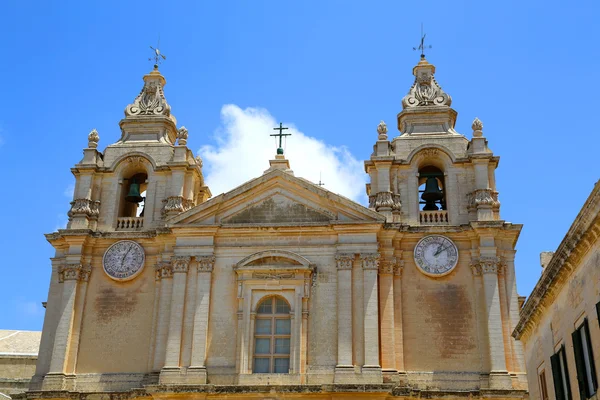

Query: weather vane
<box><xmin>149</xmin><ymin>38</ymin><xmax>166</xmax><ymax>68</ymax></box>
<box><xmin>270</xmin><ymin>122</ymin><xmax>291</xmax><ymax>155</ymax></box>
<box><xmin>413</xmin><ymin>23</ymin><xmax>432</xmax><ymax>58</ymax></box>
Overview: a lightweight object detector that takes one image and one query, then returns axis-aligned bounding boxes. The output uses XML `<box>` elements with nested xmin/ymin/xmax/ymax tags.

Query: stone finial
<box><xmin>377</xmin><ymin>120</ymin><xmax>388</xmax><ymax>140</ymax></box>
<box><xmin>87</xmin><ymin>129</ymin><xmax>99</xmax><ymax>148</ymax></box>
<box><xmin>540</xmin><ymin>251</ymin><xmax>554</xmax><ymax>269</ymax></box>
<box><xmin>177</xmin><ymin>126</ymin><xmax>188</xmax><ymax>145</ymax></box>
<box><xmin>195</xmin><ymin>154</ymin><xmax>203</xmax><ymax>167</ymax></box>
<box><xmin>472</xmin><ymin>117</ymin><xmax>483</xmax><ymax>137</ymax></box>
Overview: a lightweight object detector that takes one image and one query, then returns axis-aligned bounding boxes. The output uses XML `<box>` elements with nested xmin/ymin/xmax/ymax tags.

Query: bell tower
<box><xmin>365</xmin><ymin>56</ymin><xmax>527</xmax><ymax>391</ymax></box>
<box><xmin>67</xmin><ymin>65</ymin><xmax>210</xmax><ymax>232</ymax></box>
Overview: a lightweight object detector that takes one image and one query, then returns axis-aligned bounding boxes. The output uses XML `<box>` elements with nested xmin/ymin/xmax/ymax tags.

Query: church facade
<box><xmin>26</xmin><ymin>56</ymin><xmax>528</xmax><ymax>399</ymax></box>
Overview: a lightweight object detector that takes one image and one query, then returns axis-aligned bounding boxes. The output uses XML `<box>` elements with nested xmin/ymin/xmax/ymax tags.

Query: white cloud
<box><xmin>199</xmin><ymin>105</ymin><xmax>368</xmax><ymax>204</ymax></box>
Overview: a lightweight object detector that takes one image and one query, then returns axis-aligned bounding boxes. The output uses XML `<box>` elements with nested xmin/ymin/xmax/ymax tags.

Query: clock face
<box><xmin>103</xmin><ymin>240</ymin><xmax>145</xmax><ymax>281</ymax></box>
<box><xmin>413</xmin><ymin>235</ymin><xmax>458</xmax><ymax>277</ymax></box>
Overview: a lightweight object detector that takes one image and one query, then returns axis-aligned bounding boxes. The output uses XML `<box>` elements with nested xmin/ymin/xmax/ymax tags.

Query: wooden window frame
<box><xmin>551</xmin><ymin>344</ymin><xmax>572</xmax><ymax>400</ymax></box>
<box><xmin>539</xmin><ymin>369</ymin><xmax>549</xmax><ymax>400</ymax></box>
<box><xmin>253</xmin><ymin>296</ymin><xmax>291</xmax><ymax>374</ymax></box>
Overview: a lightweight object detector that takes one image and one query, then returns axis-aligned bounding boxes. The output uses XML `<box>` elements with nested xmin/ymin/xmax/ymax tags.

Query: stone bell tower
<box><xmin>67</xmin><ymin>65</ymin><xmax>210</xmax><ymax>232</ymax></box>
<box><xmin>365</xmin><ymin>55</ymin><xmax>527</xmax><ymax>391</ymax></box>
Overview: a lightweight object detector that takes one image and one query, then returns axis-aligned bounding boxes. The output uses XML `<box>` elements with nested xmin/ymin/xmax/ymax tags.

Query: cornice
<box><xmin>513</xmin><ymin>181</ymin><xmax>600</xmax><ymax>339</ymax></box>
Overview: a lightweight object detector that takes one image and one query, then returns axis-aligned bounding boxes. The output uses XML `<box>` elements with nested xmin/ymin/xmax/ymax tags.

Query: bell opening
<box><xmin>119</xmin><ymin>172</ymin><xmax>148</xmax><ymax>218</ymax></box>
<box><xmin>418</xmin><ymin>166</ymin><xmax>446</xmax><ymax>211</ymax></box>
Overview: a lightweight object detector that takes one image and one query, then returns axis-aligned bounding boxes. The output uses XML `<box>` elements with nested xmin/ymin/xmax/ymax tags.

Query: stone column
<box><xmin>161</xmin><ymin>256</ymin><xmax>191</xmax><ymax>381</ymax></box>
<box><xmin>378</xmin><ymin>258</ymin><xmax>396</xmax><ymax>378</ymax></box>
<box><xmin>188</xmin><ymin>256</ymin><xmax>215</xmax><ymax>383</ymax></box>
<box><xmin>335</xmin><ymin>254</ymin><xmax>354</xmax><ymax>374</ymax></box>
<box><xmin>153</xmin><ymin>262</ymin><xmax>173</xmax><ymax>372</ymax></box>
<box><xmin>393</xmin><ymin>261</ymin><xmax>406</xmax><ymax>378</ymax></box>
<box><xmin>43</xmin><ymin>263</ymin><xmax>88</xmax><ymax>390</ymax></box>
<box><xmin>474</xmin><ymin>257</ymin><xmax>511</xmax><ymax>389</ymax></box>
<box><xmin>361</xmin><ymin>253</ymin><xmax>381</xmax><ymax>373</ymax></box>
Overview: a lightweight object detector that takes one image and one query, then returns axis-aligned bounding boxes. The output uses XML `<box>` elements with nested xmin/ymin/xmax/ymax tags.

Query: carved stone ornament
<box><xmin>69</xmin><ymin>198</ymin><xmax>101</xmax><ymax>219</ymax></box>
<box><xmin>87</xmin><ymin>129</ymin><xmax>100</xmax><ymax>148</ymax></box>
<box><xmin>377</xmin><ymin>120</ymin><xmax>388</xmax><ymax>140</ymax></box>
<box><xmin>172</xmin><ymin>256</ymin><xmax>191</xmax><ymax>273</ymax></box>
<box><xmin>58</xmin><ymin>263</ymin><xmax>92</xmax><ymax>283</ymax></box>
<box><xmin>467</xmin><ymin>189</ymin><xmax>500</xmax><ymax>210</ymax></box>
<box><xmin>472</xmin><ymin>117</ymin><xmax>483</xmax><ymax>137</ymax></box>
<box><xmin>196</xmin><ymin>256</ymin><xmax>216</xmax><ymax>272</ymax></box>
<box><xmin>374</xmin><ymin>192</ymin><xmax>395</xmax><ymax>211</ymax></box>
<box><xmin>378</xmin><ymin>258</ymin><xmax>397</xmax><ymax>274</ymax></box>
<box><xmin>177</xmin><ymin>126</ymin><xmax>189</xmax><ymax>146</ymax></box>
<box><xmin>252</xmin><ymin>272</ymin><xmax>295</xmax><ymax>280</ymax></box>
<box><xmin>155</xmin><ymin>261</ymin><xmax>173</xmax><ymax>280</ymax></box>
<box><xmin>471</xmin><ymin>257</ymin><xmax>504</xmax><ymax>275</ymax></box>
<box><xmin>195</xmin><ymin>154</ymin><xmax>203</xmax><ymax>167</ymax></box>
<box><xmin>103</xmin><ymin>240</ymin><xmax>145</xmax><ymax>281</ymax></box>
<box><xmin>335</xmin><ymin>254</ymin><xmax>354</xmax><ymax>270</ymax></box>
<box><xmin>394</xmin><ymin>260</ymin><xmax>405</xmax><ymax>277</ymax></box>
<box><xmin>125</xmin><ymin>78</ymin><xmax>171</xmax><ymax>117</ymax></box>
<box><xmin>360</xmin><ymin>253</ymin><xmax>380</xmax><ymax>270</ymax></box>
<box><xmin>419</xmin><ymin>148</ymin><xmax>439</xmax><ymax>158</ymax></box>
<box><xmin>402</xmin><ymin>62</ymin><xmax>451</xmax><ymax>108</ymax></box>
<box><xmin>392</xmin><ymin>193</ymin><xmax>402</xmax><ymax>212</ymax></box>
<box><xmin>162</xmin><ymin>196</ymin><xmax>185</xmax><ymax>216</ymax></box>
<box><xmin>127</xmin><ymin>156</ymin><xmax>146</xmax><ymax>166</ymax></box>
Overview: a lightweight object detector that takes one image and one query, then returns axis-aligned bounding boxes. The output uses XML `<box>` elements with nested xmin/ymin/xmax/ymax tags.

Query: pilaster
<box><xmin>360</xmin><ymin>253</ymin><xmax>382</xmax><ymax>378</ymax></box>
<box><xmin>152</xmin><ymin>261</ymin><xmax>173</xmax><ymax>372</ymax></box>
<box><xmin>378</xmin><ymin>257</ymin><xmax>397</xmax><ymax>382</ymax></box>
<box><xmin>334</xmin><ymin>253</ymin><xmax>354</xmax><ymax>375</ymax></box>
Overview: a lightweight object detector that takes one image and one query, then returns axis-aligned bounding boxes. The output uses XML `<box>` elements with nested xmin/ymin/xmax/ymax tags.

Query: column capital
<box><xmin>155</xmin><ymin>261</ymin><xmax>173</xmax><ymax>280</ymax></box>
<box><xmin>378</xmin><ymin>257</ymin><xmax>396</xmax><ymax>275</ymax></box>
<box><xmin>471</xmin><ymin>257</ymin><xmax>504</xmax><ymax>276</ymax></box>
<box><xmin>172</xmin><ymin>256</ymin><xmax>191</xmax><ymax>273</ymax></box>
<box><xmin>394</xmin><ymin>260</ymin><xmax>405</xmax><ymax>277</ymax></box>
<box><xmin>335</xmin><ymin>253</ymin><xmax>354</xmax><ymax>270</ymax></box>
<box><xmin>360</xmin><ymin>253</ymin><xmax>380</xmax><ymax>270</ymax></box>
<box><xmin>196</xmin><ymin>255</ymin><xmax>216</xmax><ymax>272</ymax></box>
<box><xmin>58</xmin><ymin>263</ymin><xmax>92</xmax><ymax>282</ymax></box>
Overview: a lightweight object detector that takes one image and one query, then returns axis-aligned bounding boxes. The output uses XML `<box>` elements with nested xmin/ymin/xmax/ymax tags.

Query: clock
<box><xmin>102</xmin><ymin>240</ymin><xmax>145</xmax><ymax>281</ymax></box>
<box><xmin>413</xmin><ymin>235</ymin><xmax>458</xmax><ymax>277</ymax></box>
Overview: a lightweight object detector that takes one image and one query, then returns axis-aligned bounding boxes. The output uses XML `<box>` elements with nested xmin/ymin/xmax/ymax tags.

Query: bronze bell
<box><xmin>125</xmin><ymin>179</ymin><xmax>144</xmax><ymax>203</ymax></box>
<box><xmin>421</xmin><ymin>177</ymin><xmax>443</xmax><ymax>210</ymax></box>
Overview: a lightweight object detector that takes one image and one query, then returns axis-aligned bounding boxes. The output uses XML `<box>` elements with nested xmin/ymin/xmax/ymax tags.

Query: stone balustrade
<box><xmin>419</xmin><ymin>210</ymin><xmax>448</xmax><ymax>225</ymax></box>
<box><xmin>116</xmin><ymin>217</ymin><xmax>144</xmax><ymax>230</ymax></box>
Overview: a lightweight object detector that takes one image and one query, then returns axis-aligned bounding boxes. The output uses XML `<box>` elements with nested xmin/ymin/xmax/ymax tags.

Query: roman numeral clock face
<box><xmin>103</xmin><ymin>240</ymin><xmax>145</xmax><ymax>281</ymax></box>
<box><xmin>413</xmin><ymin>235</ymin><xmax>458</xmax><ymax>277</ymax></box>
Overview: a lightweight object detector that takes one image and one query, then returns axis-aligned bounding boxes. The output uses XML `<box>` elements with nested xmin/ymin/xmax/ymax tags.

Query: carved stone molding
<box><xmin>58</xmin><ymin>263</ymin><xmax>91</xmax><ymax>283</ymax></box>
<box><xmin>335</xmin><ymin>254</ymin><xmax>354</xmax><ymax>270</ymax></box>
<box><xmin>69</xmin><ymin>199</ymin><xmax>101</xmax><ymax>219</ymax></box>
<box><xmin>177</xmin><ymin>126</ymin><xmax>188</xmax><ymax>146</ymax></box>
<box><xmin>467</xmin><ymin>189</ymin><xmax>500</xmax><ymax>210</ymax></box>
<box><xmin>378</xmin><ymin>258</ymin><xmax>397</xmax><ymax>275</ymax></box>
<box><xmin>196</xmin><ymin>256</ymin><xmax>216</xmax><ymax>273</ymax></box>
<box><xmin>253</xmin><ymin>272</ymin><xmax>295</xmax><ymax>280</ymax></box>
<box><xmin>125</xmin><ymin>78</ymin><xmax>171</xmax><ymax>117</ymax></box>
<box><xmin>360</xmin><ymin>253</ymin><xmax>380</xmax><ymax>270</ymax></box>
<box><xmin>155</xmin><ymin>261</ymin><xmax>173</xmax><ymax>280</ymax></box>
<box><xmin>471</xmin><ymin>257</ymin><xmax>504</xmax><ymax>276</ymax></box>
<box><xmin>172</xmin><ymin>256</ymin><xmax>191</xmax><ymax>273</ymax></box>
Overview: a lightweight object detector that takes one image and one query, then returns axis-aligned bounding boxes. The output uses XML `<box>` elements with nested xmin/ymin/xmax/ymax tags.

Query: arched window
<box><xmin>119</xmin><ymin>172</ymin><xmax>148</xmax><ymax>218</ymax></box>
<box><xmin>253</xmin><ymin>296</ymin><xmax>291</xmax><ymax>373</ymax></box>
<box><xmin>418</xmin><ymin>166</ymin><xmax>446</xmax><ymax>211</ymax></box>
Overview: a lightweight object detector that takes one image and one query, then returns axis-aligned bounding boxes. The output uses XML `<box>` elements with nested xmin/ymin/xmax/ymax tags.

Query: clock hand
<box><xmin>434</xmin><ymin>244</ymin><xmax>453</xmax><ymax>257</ymax></box>
<box><xmin>121</xmin><ymin>245</ymin><xmax>133</xmax><ymax>265</ymax></box>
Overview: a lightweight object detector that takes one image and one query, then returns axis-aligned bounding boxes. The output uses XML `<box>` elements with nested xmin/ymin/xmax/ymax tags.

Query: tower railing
<box><xmin>116</xmin><ymin>216</ymin><xmax>144</xmax><ymax>230</ymax></box>
<box><xmin>419</xmin><ymin>210</ymin><xmax>449</xmax><ymax>225</ymax></box>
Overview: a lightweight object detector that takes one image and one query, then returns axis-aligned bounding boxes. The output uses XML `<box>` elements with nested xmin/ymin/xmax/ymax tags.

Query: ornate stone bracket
<box><xmin>360</xmin><ymin>253</ymin><xmax>380</xmax><ymax>270</ymax></box>
<box><xmin>58</xmin><ymin>263</ymin><xmax>92</xmax><ymax>283</ymax></box>
<box><xmin>196</xmin><ymin>256</ymin><xmax>215</xmax><ymax>272</ymax></box>
<box><xmin>335</xmin><ymin>254</ymin><xmax>354</xmax><ymax>270</ymax></box>
<box><xmin>69</xmin><ymin>199</ymin><xmax>101</xmax><ymax>219</ymax></box>
<box><xmin>172</xmin><ymin>256</ymin><xmax>191</xmax><ymax>273</ymax></box>
<box><xmin>467</xmin><ymin>189</ymin><xmax>500</xmax><ymax>211</ymax></box>
<box><xmin>162</xmin><ymin>196</ymin><xmax>194</xmax><ymax>217</ymax></box>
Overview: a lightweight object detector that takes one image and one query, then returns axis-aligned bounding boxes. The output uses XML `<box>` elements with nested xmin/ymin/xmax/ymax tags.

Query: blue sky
<box><xmin>0</xmin><ymin>1</ymin><xmax>598</xmax><ymax>330</ymax></box>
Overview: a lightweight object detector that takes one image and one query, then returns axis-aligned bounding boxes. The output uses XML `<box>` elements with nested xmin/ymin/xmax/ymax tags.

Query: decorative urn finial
<box><xmin>88</xmin><ymin>129</ymin><xmax>100</xmax><ymax>148</ymax></box>
<box><xmin>177</xmin><ymin>126</ymin><xmax>188</xmax><ymax>145</ymax></box>
<box><xmin>377</xmin><ymin>120</ymin><xmax>388</xmax><ymax>140</ymax></box>
<box><xmin>472</xmin><ymin>117</ymin><xmax>483</xmax><ymax>137</ymax></box>
<box><xmin>195</xmin><ymin>154</ymin><xmax>203</xmax><ymax>168</ymax></box>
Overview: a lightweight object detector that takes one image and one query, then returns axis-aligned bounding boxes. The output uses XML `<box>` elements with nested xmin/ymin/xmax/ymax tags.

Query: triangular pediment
<box><xmin>168</xmin><ymin>169</ymin><xmax>384</xmax><ymax>226</ymax></box>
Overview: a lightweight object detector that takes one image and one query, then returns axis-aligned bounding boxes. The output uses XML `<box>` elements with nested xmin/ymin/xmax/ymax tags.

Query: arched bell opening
<box><xmin>119</xmin><ymin>172</ymin><xmax>148</xmax><ymax>218</ymax></box>
<box><xmin>418</xmin><ymin>166</ymin><xmax>446</xmax><ymax>211</ymax></box>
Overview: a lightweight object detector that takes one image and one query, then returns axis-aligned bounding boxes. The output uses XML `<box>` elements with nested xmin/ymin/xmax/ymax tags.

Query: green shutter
<box><xmin>561</xmin><ymin>346</ymin><xmax>573</xmax><ymax>400</ymax></box>
<box><xmin>583</xmin><ymin>319</ymin><xmax>598</xmax><ymax>393</ymax></box>
<box><xmin>551</xmin><ymin>352</ymin><xmax>565</xmax><ymax>400</ymax></box>
<box><xmin>572</xmin><ymin>328</ymin><xmax>587</xmax><ymax>398</ymax></box>
<box><xmin>596</xmin><ymin>302</ymin><xmax>600</xmax><ymax>328</ymax></box>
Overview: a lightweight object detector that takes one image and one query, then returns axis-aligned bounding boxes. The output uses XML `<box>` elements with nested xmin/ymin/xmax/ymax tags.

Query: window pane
<box><xmin>275</xmin><ymin>338</ymin><xmax>290</xmax><ymax>354</ymax></box>
<box><xmin>255</xmin><ymin>338</ymin><xmax>271</xmax><ymax>354</ymax></box>
<box><xmin>253</xmin><ymin>357</ymin><xmax>270</xmax><ymax>373</ymax></box>
<box><xmin>255</xmin><ymin>319</ymin><xmax>272</xmax><ymax>334</ymax></box>
<box><xmin>257</xmin><ymin>299</ymin><xmax>272</xmax><ymax>314</ymax></box>
<box><xmin>275</xmin><ymin>319</ymin><xmax>291</xmax><ymax>334</ymax></box>
<box><xmin>275</xmin><ymin>298</ymin><xmax>290</xmax><ymax>314</ymax></box>
<box><xmin>274</xmin><ymin>357</ymin><xmax>289</xmax><ymax>373</ymax></box>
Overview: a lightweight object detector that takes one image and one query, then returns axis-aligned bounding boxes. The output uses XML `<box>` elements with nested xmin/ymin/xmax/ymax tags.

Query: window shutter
<box><xmin>573</xmin><ymin>328</ymin><xmax>587</xmax><ymax>398</ymax></box>
<box><xmin>561</xmin><ymin>346</ymin><xmax>573</xmax><ymax>400</ymax></box>
<box><xmin>551</xmin><ymin>352</ymin><xmax>565</xmax><ymax>400</ymax></box>
<box><xmin>596</xmin><ymin>302</ymin><xmax>600</xmax><ymax>328</ymax></box>
<box><xmin>583</xmin><ymin>319</ymin><xmax>598</xmax><ymax>393</ymax></box>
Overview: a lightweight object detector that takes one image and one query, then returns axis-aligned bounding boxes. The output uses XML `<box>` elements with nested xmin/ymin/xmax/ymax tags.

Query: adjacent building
<box><xmin>513</xmin><ymin>181</ymin><xmax>600</xmax><ymax>400</ymax></box>
<box><xmin>25</xmin><ymin>55</ymin><xmax>529</xmax><ymax>399</ymax></box>
<box><xmin>0</xmin><ymin>330</ymin><xmax>40</xmax><ymax>397</ymax></box>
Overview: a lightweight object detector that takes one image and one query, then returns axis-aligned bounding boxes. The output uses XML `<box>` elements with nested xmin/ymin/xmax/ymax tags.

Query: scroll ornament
<box><xmin>125</xmin><ymin>79</ymin><xmax>171</xmax><ymax>117</ymax></box>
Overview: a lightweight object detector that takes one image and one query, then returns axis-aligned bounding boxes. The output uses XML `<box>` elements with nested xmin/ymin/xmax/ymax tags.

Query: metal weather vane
<box><xmin>149</xmin><ymin>39</ymin><xmax>166</xmax><ymax>68</ymax></box>
<box><xmin>270</xmin><ymin>122</ymin><xmax>291</xmax><ymax>155</ymax></box>
<box><xmin>413</xmin><ymin>23</ymin><xmax>432</xmax><ymax>58</ymax></box>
